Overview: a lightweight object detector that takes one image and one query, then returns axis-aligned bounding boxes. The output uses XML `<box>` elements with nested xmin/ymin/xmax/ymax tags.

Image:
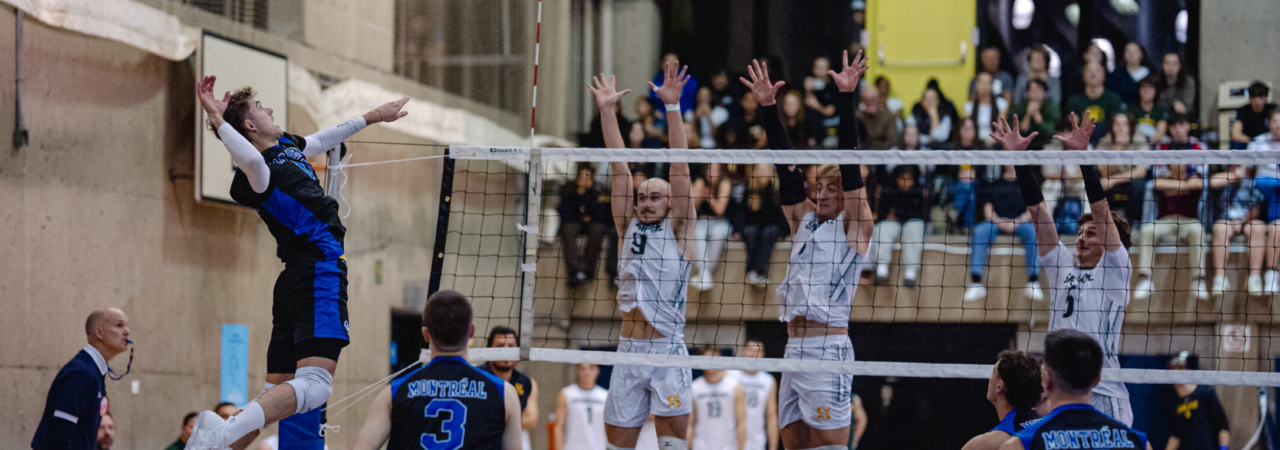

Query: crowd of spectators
<box><xmin>565</xmin><ymin>47</ymin><xmax>1280</xmax><ymax>301</ymax></box>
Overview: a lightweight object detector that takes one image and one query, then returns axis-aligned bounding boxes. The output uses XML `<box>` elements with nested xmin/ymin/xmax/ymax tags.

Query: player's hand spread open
<box><xmin>1053</xmin><ymin>112</ymin><xmax>1097</xmax><ymax>151</ymax></box>
<box><xmin>740</xmin><ymin>59</ymin><xmax>785</xmax><ymax>106</ymax></box>
<box><xmin>589</xmin><ymin>74</ymin><xmax>632</xmax><ymax>111</ymax></box>
<box><xmin>649</xmin><ymin>61</ymin><xmax>690</xmax><ymax>106</ymax></box>
<box><xmin>828</xmin><ymin>49</ymin><xmax>869</xmax><ymax>93</ymax></box>
<box><xmin>990</xmin><ymin>115</ymin><xmax>1038</xmax><ymax>152</ymax></box>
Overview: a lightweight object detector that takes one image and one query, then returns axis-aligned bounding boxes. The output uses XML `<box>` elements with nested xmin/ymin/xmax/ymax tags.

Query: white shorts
<box><xmin>1090</xmin><ymin>392</ymin><xmax>1133</xmax><ymax>427</ymax></box>
<box><xmin>603</xmin><ymin>337</ymin><xmax>693</xmax><ymax>427</ymax></box>
<box><xmin>779</xmin><ymin>335</ymin><xmax>854</xmax><ymax>430</ymax></box>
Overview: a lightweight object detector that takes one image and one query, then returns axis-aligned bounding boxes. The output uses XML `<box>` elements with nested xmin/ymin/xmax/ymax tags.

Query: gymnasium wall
<box><xmin>1197</xmin><ymin>0</ymin><xmax>1280</xmax><ymax>128</ymax></box>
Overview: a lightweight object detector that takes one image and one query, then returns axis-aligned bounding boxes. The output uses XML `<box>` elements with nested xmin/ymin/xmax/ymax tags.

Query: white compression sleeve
<box><xmin>217</xmin><ymin>123</ymin><xmax>270</xmax><ymax>194</ymax></box>
<box><xmin>303</xmin><ymin>116</ymin><xmax>367</xmax><ymax>158</ymax></box>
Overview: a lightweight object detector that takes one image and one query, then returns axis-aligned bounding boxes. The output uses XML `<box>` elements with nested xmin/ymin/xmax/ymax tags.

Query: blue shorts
<box><xmin>1256</xmin><ymin>177</ymin><xmax>1280</xmax><ymax>223</ymax></box>
<box><xmin>267</xmin><ymin>259</ymin><xmax>350</xmax><ymax>373</ymax></box>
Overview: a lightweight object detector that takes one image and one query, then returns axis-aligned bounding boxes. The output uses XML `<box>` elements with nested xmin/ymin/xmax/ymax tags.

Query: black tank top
<box><xmin>388</xmin><ymin>356</ymin><xmax>508</xmax><ymax>450</ymax></box>
<box><xmin>481</xmin><ymin>363</ymin><xmax>533</xmax><ymax>411</ymax></box>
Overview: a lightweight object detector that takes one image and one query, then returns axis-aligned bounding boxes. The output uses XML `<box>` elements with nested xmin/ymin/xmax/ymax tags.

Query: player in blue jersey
<box><xmin>963</xmin><ymin>351</ymin><xmax>1043</xmax><ymax>450</ymax></box>
<box><xmin>188</xmin><ymin>76</ymin><xmax>410</xmax><ymax>450</ymax></box>
<box><xmin>998</xmin><ymin>329</ymin><xmax>1151</xmax><ymax>450</ymax></box>
<box><xmin>350</xmin><ymin>290</ymin><xmax>522</xmax><ymax>450</ymax></box>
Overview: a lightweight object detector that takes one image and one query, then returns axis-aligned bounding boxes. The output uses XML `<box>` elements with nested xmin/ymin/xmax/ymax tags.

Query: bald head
<box><xmin>635</xmin><ymin>178</ymin><xmax>673</xmax><ymax>224</ymax></box>
<box><xmin>85</xmin><ymin>308</ymin><xmax>130</xmax><ymax>360</ymax></box>
<box><xmin>86</xmin><ymin>308</ymin><xmax>125</xmax><ymax>336</ymax></box>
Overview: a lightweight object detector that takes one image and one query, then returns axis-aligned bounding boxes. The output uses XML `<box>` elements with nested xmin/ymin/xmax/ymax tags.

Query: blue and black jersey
<box><xmin>993</xmin><ymin>408</ymin><xmax>1042</xmax><ymax>436</ymax></box>
<box><xmin>231</xmin><ymin>134</ymin><xmax>345</xmax><ymax>264</ymax></box>
<box><xmin>1014</xmin><ymin>404</ymin><xmax>1147</xmax><ymax>450</ymax></box>
<box><xmin>388</xmin><ymin>356</ymin><xmax>508</xmax><ymax>450</ymax></box>
<box><xmin>32</xmin><ymin>350</ymin><xmax>107</xmax><ymax>450</ymax></box>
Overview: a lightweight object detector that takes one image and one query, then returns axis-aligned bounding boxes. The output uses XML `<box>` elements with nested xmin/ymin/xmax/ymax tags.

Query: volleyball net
<box><xmin>431</xmin><ymin>145</ymin><xmax>1280</xmax><ymax>387</ymax></box>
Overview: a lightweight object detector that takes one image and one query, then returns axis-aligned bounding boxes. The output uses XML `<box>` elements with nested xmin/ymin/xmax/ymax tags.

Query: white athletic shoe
<box><xmin>1211</xmin><ymin>275</ymin><xmax>1228</xmax><ymax>297</ymax></box>
<box><xmin>1193</xmin><ymin>278</ymin><xmax>1209</xmax><ymax>301</ymax></box>
<box><xmin>1132</xmin><ymin>277</ymin><xmax>1153</xmax><ymax>301</ymax></box>
<box><xmin>185</xmin><ymin>411</ymin><xmax>230</xmax><ymax>450</ymax></box>
<box><xmin>691</xmin><ymin>272</ymin><xmax>713</xmax><ymax>291</ymax></box>
<box><xmin>1025</xmin><ymin>283</ymin><xmax>1044</xmax><ymax>302</ymax></box>
<box><xmin>1266</xmin><ymin>270</ymin><xmax>1279</xmax><ymax>295</ymax></box>
<box><xmin>746</xmin><ymin>271</ymin><xmax>767</xmax><ymax>288</ymax></box>
<box><xmin>964</xmin><ymin>283</ymin><xmax>987</xmax><ymax>302</ymax></box>
<box><xmin>1249</xmin><ymin>274</ymin><xmax>1264</xmax><ymax>297</ymax></box>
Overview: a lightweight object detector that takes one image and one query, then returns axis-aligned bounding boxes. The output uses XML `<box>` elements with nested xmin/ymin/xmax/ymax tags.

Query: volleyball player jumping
<box><xmin>589</xmin><ymin>62</ymin><xmax>698</xmax><ymax>450</ymax></box>
<box><xmin>991</xmin><ymin>113</ymin><xmax>1136</xmax><ymax>426</ymax></box>
<box><xmin>742</xmin><ymin>51</ymin><xmax>874</xmax><ymax>450</ymax></box>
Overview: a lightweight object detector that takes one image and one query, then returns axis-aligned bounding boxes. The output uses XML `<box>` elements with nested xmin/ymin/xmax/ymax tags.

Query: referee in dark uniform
<box><xmin>32</xmin><ymin>308</ymin><xmax>131</xmax><ymax>450</ymax></box>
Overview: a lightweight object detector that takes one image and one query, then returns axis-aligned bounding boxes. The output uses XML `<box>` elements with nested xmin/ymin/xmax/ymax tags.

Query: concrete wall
<box><xmin>1197</xmin><ymin>0</ymin><xmax>1280</xmax><ymax>128</ymax></box>
<box><xmin>304</xmin><ymin>0</ymin><xmax>396</xmax><ymax>71</ymax></box>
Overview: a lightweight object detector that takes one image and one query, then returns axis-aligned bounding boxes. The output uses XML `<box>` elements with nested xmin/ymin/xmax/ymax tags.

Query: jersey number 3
<box><xmin>421</xmin><ymin>399</ymin><xmax>467</xmax><ymax>450</ymax></box>
<box><xmin>631</xmin><ymin>233</ymin><xmax>648</xmax><ymax>255</ymax></box>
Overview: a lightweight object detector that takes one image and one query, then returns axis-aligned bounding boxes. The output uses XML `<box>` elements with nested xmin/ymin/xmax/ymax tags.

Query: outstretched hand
<box><xmin>828</xmin><ymin>50</ymin><xmax>869</xmax><ymax>93</ymax></box>
<box><xmin>739</xmin><ymin>59</ymin><xmax>785</xmax><ymax>106</ymax></box>
<box><xmin>1053</xmin><ymin>112</ymin><xmax>1097</xmax><ymax>150</ymax></box>
<box><xmin>588</xmin><ymin>73</ymin><xmax>632</xmax><ymax>111</ymax></box>
<box><xmin>197</xmin><ymin>75</ymin><xmax>230</xmax><ymax>124</ymax></box>
<box><xmin>990</xmin><ymin>115</ymin><xmax>1038</xmax><ymax>151</ymax></box>
<box><xmin>649</xmin><ymin>61</ymin><xmax>690</xmax><ymax>106</ymax></box>
<box><xmin>368</xmin><ymin>97</ymin><xmax>410</xmax><ymax>124</ymax></box>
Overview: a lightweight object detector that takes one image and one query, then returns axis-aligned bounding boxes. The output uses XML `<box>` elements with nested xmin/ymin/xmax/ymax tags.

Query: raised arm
<box><xmin>992</xmin><ymin>114</ymin><xmax>1058</xmax><ymax>256</ymax></box>
<box><xmin>589</xmin><ymin>74</ymin><xmax>636</xmax><ymax>235</ymax></box>
<box><xmin>743</xmin><ymin>59</ymin><xmax>808</xmax><ymax>234</ymax></box>
<box><xmin>1054</xmin><ymin>113</ymin><xmax>1123</xmax><ymax>252</ymax></box>
<box><xmin>652</xmin><ymin>61</ymin><xmax>698</xmax><ymax>257</ymax></box>
<box><xmin>301</xmin><ymin>97</ymin><xmax>409</xmax><ymax>157</ymax></box>
<box><xmin>831</xmin><ymin>50</ymin><xmax>875</xmax><ymax>253</ymax></box>
<box><xmin>198</xmin><ymin>75</ymin><xmax>269</xmax><ymax>194</ymax></box>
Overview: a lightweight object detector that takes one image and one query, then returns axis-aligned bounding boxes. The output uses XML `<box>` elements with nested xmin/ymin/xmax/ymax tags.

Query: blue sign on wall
<box><xmin>220</xmin><ymin>324</ymin><xmax>250</xmax><ymax>407</ymax></box>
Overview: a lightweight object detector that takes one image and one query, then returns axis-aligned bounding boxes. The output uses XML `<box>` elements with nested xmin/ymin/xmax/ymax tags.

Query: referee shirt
<box><xmin>31</xmin><ymin>345</ymin><xmax>109</xmax><ymax>450</ymax></box>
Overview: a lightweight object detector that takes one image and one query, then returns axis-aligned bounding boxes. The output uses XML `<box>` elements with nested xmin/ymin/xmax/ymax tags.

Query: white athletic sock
<box><xmin>876</xmin><ymin>264</ymin><xmax>889</xmax><ymax>277</ymax></box>
<box><xmin>221</xmin><ymin>401</ymin><xmax>265</xmax><ymax>446</ymax></box>
<box><xmin>657</xmin><ymin>436</ymin><xmax>688</xmax><ymax>450</ymax></box>
<box><xmin>904</xmin><ymin>267</ymin><xmax>917</xmax><ymax>280</ymax></box>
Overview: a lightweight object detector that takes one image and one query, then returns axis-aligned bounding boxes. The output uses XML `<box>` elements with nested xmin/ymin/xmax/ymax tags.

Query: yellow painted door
<box><xmin>868</xmin><ymin>0</ymin><xmax>978</xmax><ymax>110</ymax></box>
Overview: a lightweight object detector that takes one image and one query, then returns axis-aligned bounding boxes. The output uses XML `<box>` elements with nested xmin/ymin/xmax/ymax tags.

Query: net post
<box><xmin>518</xmin><ymin>147</ymin><xmax>543</xmax><ymax>361</ymax></box>
<box><xmin>428</xmin><ymin>148</ymin><xmax>455</xmax><ymax>296</ymax></box>
<box><xmin>324</xmin><ymin>143</ymin><xmax>344</xmax><ymax>195</ymax></box>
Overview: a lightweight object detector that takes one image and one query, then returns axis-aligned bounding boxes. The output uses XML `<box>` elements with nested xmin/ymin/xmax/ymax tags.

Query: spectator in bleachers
<box><xmin>694</xmin><ymin>87</ymin><xmax>729</xmax><ymax>149</ymax></box>
<box><xmin>781</xmin><ymin>90</ymin><xmax>821</xmax><ymax>149</ymax></box>
<box><xmin>912</xmin><ymin>80</ymin><xmax>959</xmax><ymax>147</ymax></box>
<box><xmin>873</xmin><ymin>165</ymin><xmax>928</xmax><ymax>287</ymax></box>
<box><xmin>965</xmin><ymin>72</ymin><xmax>1009</xmax><ymax>146</ymax></box>
<box><xmin>708</xmin><ymin>69</ymin><xmax>740</xmax><ymax>111</ymax></box>
<box><xmin>898</xmin><ymin>124</ymin><xmax>923</xmax><ymax>151</ymax></box>
<box><xmin>860</xmin><ymin>87</ymin><xmax>898</xmax><ymax>150</ymax></box>
<box><xmin>1154</xmin><ymin>52</ymin><xmax>1196</xmax><ymax>115</ymax></box>
<box><xmin>1231</xmin><ymin>81</ymin><xmax>1276</xmax><ymax>145</ymax></box>
<box><xmin>1135</xmin><ymin>112</ymin><xmax>1211</xmax><ymax>301</ymax></box>
<box><xmin>970</xmin><ymin>47</ymin><xmax>1014</xmax><ymax>104</ymax></box>
<box><xmin>629</xmin><ymin>121</ymin><xmax>662</xmax><ymax>150</ymax></box>
<box><xmin>683</xmin><ymin>120</ymin><xmax>701</xmax><ymax>149</ymax></box>
<box><xmin>964</xmin><ymin>165</ymin><xmax>1043</xmax><ymax>302</ymax></box>
<box><xmin>876</xmin><ymin>75</ymin><xmax>905</xmax><ymax>119</ymax></box>
<box><xmin>1247</xmin><ymin>112</ymin><xmax>1280</xmax><ymax>293</ymax></box>
<box><xmin>948</xmin><ymin>117</ymin><xmax>985</xmax><ymax>231</ymax></box>
<box><xmin>650</xmin><ymin>53</ymin><xmax>698</xmax><ymax>114</ymax></box>
<box><xmin>634</xmin><ymin>96</ymin><xmax>666</xmax><ymax>145</ymax></box>
<box><xmin>1065</xmin><ymin>62</ymin><xmax>1124</xmax><ymax>144</ymax></box>
<box><xmin>1132</xmin><ymin>76</ymin><xmax>1169</xmax><ymax>144</ymax></box>
<box><xmin>1097</xmin><ymin>113</ymin><xmax>1149</xmax><ymax>224</ymax></box>
<box><xmin>736</xmin><ymin>164</ymin><xmax>784</xmax><ymax>287</ymax></box>
<box><xmin>805</xmin><ymin>56</ymin><xmax>840</xmax><ymax>147</ymax></box>
<box><xmin>691</xmin><ymin>163</ymin><xmax>733</xmax><ymax>291</ymax></box>
<box><xmin>559</xmin><ymin>163</ymin><xmax>610</xmax><ymax>288</ymax></box>
<box><xmin>738</xmin><ymin>92</ymin><xmax>768</xmax><ymax>149</ymax></box>
<box><xmin>1010</xmin><ymin>79</ymin><xmax>1059</xmax><ymax>150</ymax></box>
<box><xmin>1106</xmin><ymin>42</ymin><xmax>1150</xmax><ymax>105</ymax></box>
<box><xmin>1209</xmin><ymin>164</ymin><xmax>1265</xmax><ymax>296</ymax></box>
<box><xmin>1014</xmin><ymin>45</ymin><xmax>1062</xmax><ymax>105</ymax></box>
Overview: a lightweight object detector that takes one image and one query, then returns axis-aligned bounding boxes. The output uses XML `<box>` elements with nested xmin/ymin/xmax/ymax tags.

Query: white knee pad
<box><xmin>656</xmin><ymin>436</ymin><xmax>687</xmax><ymax>450</ymax></box>
<box><xmin>285</xmin><ymin>366</ymin><xmax>333</xmax><ymax>413</ymax></box>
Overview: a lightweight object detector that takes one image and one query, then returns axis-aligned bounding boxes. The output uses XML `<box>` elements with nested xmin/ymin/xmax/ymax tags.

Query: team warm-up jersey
<box><xmin>993</xmin><ymin>408</ymin><xmax>1043</xmax><ymax>436</ymax></box>
<box><xmin>692</xmin><ymin>375</ymin><xmax>741</xmax><ymax>450</ymax></box>
<box><xmin>230</xmin><ymin>134</ymin><xmax>346</xmax><ymax>263</ymax></box>
<box><xmin>388</xmin><ymin>356</ymin><xmax>508</xmax><ymax>450</ymax></box>
<box><xmin>1014</xmin><ymin>404</ymin><xmax>1147</xmax><ymax>450</ymax></box>
<box><xmin>738</xmin><ymin>371</ymin><xmax>775</xmax><ymax>450</ymax></box>
<box><xmin>777</xmin><ymin>211</ymin><xmax>870</xmax><ymax>325</ymax></box>
<box><xmin>560</xmin><ymin>384</ymin><xmax>608</xmax><ymax>450</ymax></box>
<box><xmin>1042</xmin><ymin>243</ymin><xmax>1131</xmax><ymax>399</ymax></box>
<box><xmin>618</xmin><ymin>218</ymin><xmax>692</xmax><ymax>340</ymax></box>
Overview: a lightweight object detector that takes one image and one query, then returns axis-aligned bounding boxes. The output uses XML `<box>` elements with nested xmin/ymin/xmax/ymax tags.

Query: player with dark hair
<box><xmin>350</xmin><ymin>290</ymin><xmax>522</xmax><ymax>450</ymax></box>
<box><xmin>998</xmin><ymin>330</ymin><xmax>1150</xmax><ymax>450</ymax></box>
<box><xmin>963</xmin><ymin>351</ymin><xmax>1043</xmax><ymax>450</ymax></box>
<box><xmin>188</xmin><ymin>77</ymin><xmax>410</xmax><ymax>449</ymax></box>
<box><xmin>479</xmin><ymin>326</ymin><xmax>539</xmax><ymax>450</ymax></box>
<box><xmin>590</xmin><ymin>61</ymin><xmax>698</xmax><ymax>450</ymax></box>
<box><xmin>992</xmin><ymin>112</ymin><xmax>1136</xmax><ymax>426</ymax></box>
<box><xmin>741</xmin><ymin>50</ymin><xmax>875</xmax><ymax>450</ymax></box>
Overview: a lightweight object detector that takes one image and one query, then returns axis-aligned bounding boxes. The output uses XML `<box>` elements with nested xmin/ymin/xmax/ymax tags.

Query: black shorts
<box><xmin>267</xmin><ymin>259</ymin><xmax>350</xmax><ymax>374</ymax></box>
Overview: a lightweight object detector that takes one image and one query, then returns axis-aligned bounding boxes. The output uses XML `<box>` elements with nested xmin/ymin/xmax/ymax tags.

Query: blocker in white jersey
<box><xmin>737</xmin><ymin>371</ymin><xmax>777</xmax><ymax>450</ymax></box>
<box><xmin>777</xmin><ymin>212</ymin><xmax>871</xmax><ymax>326</ymax></box>
<box><xmin>557</xmin><ymin>384</ymin><xmax>608</xmax><ymax>450</ymax></box>
<box><xmin>617</xmin><ymin>218</ymin><xmax>693</xmax><ymax>340</ymax></box>
<box><xmin>690</xmin><ymin>365</ymin><xmax>746</xmax><ymax>450</ymax></box>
